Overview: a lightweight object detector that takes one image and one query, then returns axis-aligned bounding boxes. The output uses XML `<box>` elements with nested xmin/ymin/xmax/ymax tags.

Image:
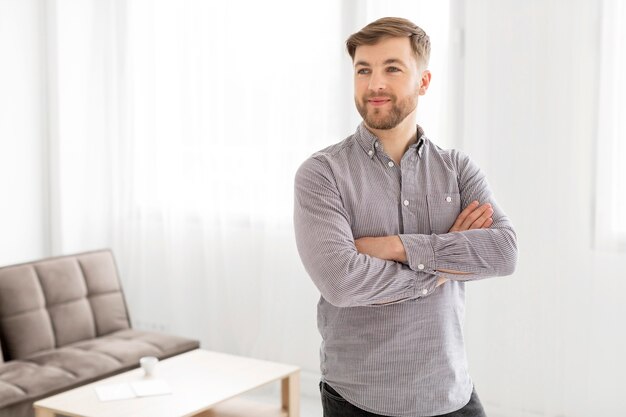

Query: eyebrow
<box><xmin>354</xmin><ymin>58</ymin><xmax>408</xmax><ymax>67</ymax></box>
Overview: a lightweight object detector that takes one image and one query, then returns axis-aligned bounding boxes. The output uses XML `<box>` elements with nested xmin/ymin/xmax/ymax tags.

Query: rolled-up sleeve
<box><xmin>294</xmin><ymin>156</ymin><xmax>439</xmax><ymax>307</ymax></box>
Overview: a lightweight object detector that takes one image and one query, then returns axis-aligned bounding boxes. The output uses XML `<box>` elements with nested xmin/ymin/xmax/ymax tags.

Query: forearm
<box><xmin>400</xmin><ymin>149</ymin><xmax>519</xmax><ymax>280</ymax></box>
<box><xmin>354</xmin><ymin>214</ymin><xmax>517</xmax><ymax>280</ymax></box>
<box><xmin>294</xmin><ymin>158</ymin><xmax>440</xmax><ymax>307</ymax></box>
<box><xmin>296</xmin><ymin>244</ymin><xmax>438</xmax><ymax>307</ymax></box>
<box><xmin>354</xmin><ymin>236</ymin><xmax>407</xmax><ymax>263</ymax></box>
<box><xmin>398</xmin><ymin>222</ymin><xmax>518</xmax><ymax>280</ymax></box>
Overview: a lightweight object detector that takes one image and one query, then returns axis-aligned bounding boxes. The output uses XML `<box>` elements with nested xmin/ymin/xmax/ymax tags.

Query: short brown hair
<box><xmin>346</xmin><ymin>17</ymin><xmax>431</xmax><ymax>67</ymax></box>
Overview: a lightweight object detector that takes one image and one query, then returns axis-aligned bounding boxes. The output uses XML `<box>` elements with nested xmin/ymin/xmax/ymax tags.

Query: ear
<box><xmin>418</xmin><ymin>70</ymin><xmax>432</xmax><ymax>95</ymax></box>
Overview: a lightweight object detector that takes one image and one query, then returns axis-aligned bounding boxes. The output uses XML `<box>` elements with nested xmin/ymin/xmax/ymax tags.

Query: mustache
<box><xmin>363</xmin><ymin>93</ymin><xmax>395</xmax><ymax>100</ymax></box>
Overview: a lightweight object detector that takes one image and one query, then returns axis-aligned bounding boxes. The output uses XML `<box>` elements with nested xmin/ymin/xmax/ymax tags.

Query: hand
<box><xmin>354</xmin><ymin>236</ymin><xmax>406</xmax><ymax>263</ymax></box>
<box><xmin>449</xmin><ymin>200</ymin><xmax>493</xmax><ymax>232</ymax></box>
<box><xmin>438</xmin><ymin>201</ymin><xmax>493</xmax><ymax>286</ymax></box>
<box><xmin>436</xmin><ymin>276</ymin><xmax>448</xmax><ymax>287</ymax></box>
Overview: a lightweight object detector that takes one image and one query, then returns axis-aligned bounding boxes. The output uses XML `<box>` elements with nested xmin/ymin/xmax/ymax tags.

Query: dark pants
<box><xmin>320</xmin><ymin>381</ymin><xmax>487</xmax><ymax>417</ymax></box>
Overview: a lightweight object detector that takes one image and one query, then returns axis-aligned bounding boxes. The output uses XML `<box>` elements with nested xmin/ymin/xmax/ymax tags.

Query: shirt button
<box><xmin>417</xmin><ymin>264</ymin><xmax>425</xmax><ymax>270</ymax></box>
<box><xmin>368</xmin><ymin>150</ymin><xmax>374</xmax><ymax>156</ymax></box>
<box><xmin>422</xmin><ymin>289</ymin><xmax>428</xmax><ymax>295</ymax></box>
<box><xmin>403</xmin><ymin>200</ymin><xmax>409</xmax><ymax>206</ymax></box>
<box><xmin>374</xmin><ymin>142</ymin><xmax>379</xmax><ymax>148</ymax></box>
<box><xmin>388</xmin><ymin>161</ymin><xmax>394</xmax><ymax>167</ymax></box>
<box><xmin>446</xmin><ymin>196</ymin><xmax>452</xmax><ymax>202</ymax></box>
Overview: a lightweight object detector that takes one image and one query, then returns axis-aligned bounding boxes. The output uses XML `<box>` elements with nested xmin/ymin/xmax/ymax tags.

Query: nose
<box><xmin>368</xmin><ymin>70</ymin><xmax>386</xmax><ymax>91</ymax></box>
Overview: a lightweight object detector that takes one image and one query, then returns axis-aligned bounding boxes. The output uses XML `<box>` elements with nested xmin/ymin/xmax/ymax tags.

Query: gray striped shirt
<box><xmin>294</xmin><ymin>123</ymin><xmax>517</xmax><ymax>416</ymax></box>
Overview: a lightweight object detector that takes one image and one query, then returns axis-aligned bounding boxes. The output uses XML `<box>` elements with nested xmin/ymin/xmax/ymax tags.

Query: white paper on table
<box><xmin>130</xmin><ymin>379</ymin><xmax>172</xmax><ymax>397</ymax></box>
<box><xmin>94</xmin><ymin>383</ymin><xmax>136</xmax><ymax>401</ymax></box>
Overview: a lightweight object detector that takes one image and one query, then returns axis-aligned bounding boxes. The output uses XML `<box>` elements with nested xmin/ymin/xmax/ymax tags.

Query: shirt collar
<box><xmin>355</xmin><ymin>122</ymin><xmax>426</xmax><ymax>159</ymax></box>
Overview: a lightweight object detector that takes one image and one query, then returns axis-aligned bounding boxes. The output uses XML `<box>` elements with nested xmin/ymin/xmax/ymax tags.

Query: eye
<box><xmin>387</xmin><ymin>66</ymin><xmax>401</xmax><ymax>72</ymax></box>
<box><xmin>357</xmin><ymin>68</ymin><xmax>371</xmax><ymax>75</ymax></box>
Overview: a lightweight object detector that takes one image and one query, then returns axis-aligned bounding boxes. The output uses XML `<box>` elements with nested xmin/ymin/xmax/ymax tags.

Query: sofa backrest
<box><xmin>0</xmin><ymin>250</ymin><xmax>130</xmax><ymax>361</ymax></box>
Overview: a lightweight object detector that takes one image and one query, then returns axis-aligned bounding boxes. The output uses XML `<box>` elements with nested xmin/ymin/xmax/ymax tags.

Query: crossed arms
<box><xmin>355</xmin><ymin>200</ymin><xmax>495</xmax><ymax>287</ymax></box>
<box><xmin>294</xmin><ymin>151</ymin><xmax>518</xmax><ymax>308</ymax></box>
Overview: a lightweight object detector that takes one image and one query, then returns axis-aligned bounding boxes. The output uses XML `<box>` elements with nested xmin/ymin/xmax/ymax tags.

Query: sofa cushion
<box><xmin>78</xmin><ymin>251</ymin><xmax>131</xmax><ymax>336</ymax></box>
<box><xmin>65</xmin><ymin>329</ymin><xmax>197</xmax><ymax>366</ymax></box>
<box><xmin>107</xmin><ymin>329</ymin><xmax>200</xmax><ymax>358</ymax></box>
<box><xmin>24</xmin><ymin>347</ymin><xmax>121</xmax><ymax>380</ymax></box>
<box><xmin>0</xmin><ymin>329</ymin><xmax>199</xmax><ymax>411</ymax></box>
<box><xmin>0</xmin><ymin>250</ymin><xmax>132</xmax><ymax>361</ymax></box>
<box><xmin>36</xmin><ymin>258</ymin><xmax>98</xmax><ymax>347</ymax></box>
<box><xmin>0</xmin><ymin>311</ymin><xmax>55</xmax><ymax>361</ymax></box>
<box><xmin>78</xmin><ymin>251</ymin><xmax>122</xmax><ymax>294</ymax></box>
<box><xmin>35</xmin><ymin>258</ymin><xmax>86</xmax><ymax>305</ymax></box>
<box><xmin>89</xmin><ymin>293</ymin><xmax>129</xmax><ymax>336</ymax></box>
<box><xmin>0</xmin><ymin>265</ymin><xmax>55</xmax><ymax>360</ymax></box>
<box><xmin>0</xmin><ymin>265</ymin><xmax>46</xmax><ymax>317</ymax></box>
<box><xmin>47</xmin><ymin>299</ymin><xmax>96</xmax><ymax>346</ymax></box>
<box><xmin>0</xmin><ymin>379</ymin><xmax>25</xmax><ymax>408</ymax></box>
<box><xmin>0</xmin><ymin>361</ymin><xmax>76</xmax><ymax>408</ymax></box>
<box><xmin>69</xmin><ymin>336</ymin><xmax>161</xmax><ymax>366</ymax></box>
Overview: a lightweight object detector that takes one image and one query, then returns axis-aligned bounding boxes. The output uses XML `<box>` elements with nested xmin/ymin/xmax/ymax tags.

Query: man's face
<box><xmin>353</xmin><ymin>36</ymin><xmax>429</xmax><ymax>130</ymax></box>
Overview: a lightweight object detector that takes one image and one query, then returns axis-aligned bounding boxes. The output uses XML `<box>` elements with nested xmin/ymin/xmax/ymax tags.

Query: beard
<box><xmin>355</xmin><ymin>92</ymin><xmax>417</xmax><ymax>130</ymax></box>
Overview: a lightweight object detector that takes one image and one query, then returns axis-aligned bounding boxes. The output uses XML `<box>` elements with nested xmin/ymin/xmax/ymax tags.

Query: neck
<box><xmin>365</xmin><ymin>111</ymin><xmax>417</xmax><ymax>165</ymax></box>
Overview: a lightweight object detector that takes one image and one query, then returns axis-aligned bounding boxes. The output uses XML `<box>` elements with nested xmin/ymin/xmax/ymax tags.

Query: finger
<box><xmin>460</xmin><ymin>203</ymin><xmax>492</xmax><ymax>230</ymax></box>
<box><xmin>450</xmin><ymin>200</ymin><xmax>479</xmax><ymax>231</ymax></box>
<box><xmin>469</xmin><ymin>216</ymin><xmax>492</xmax><ymax>230</ymax></box>
<box><xmin>468</xmin><ymin>207</ymin><xmax>494</xmax><ymax>230</ymax></box>
<box><xmin>467</xmin><ymin>206</ymin><xmax>493</xmax><ymax>229</ymax></box>
<box><xmin>483</xmin><ymin>218</ymin><xmax>493</xmax><ymax>228</ymax></box>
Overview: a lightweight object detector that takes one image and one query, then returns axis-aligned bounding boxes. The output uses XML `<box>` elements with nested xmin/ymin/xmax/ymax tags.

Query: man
<box><xmin>294</xmin><ymin>17</ymin><xmax>517</xmax><ymax>417</ymax></box>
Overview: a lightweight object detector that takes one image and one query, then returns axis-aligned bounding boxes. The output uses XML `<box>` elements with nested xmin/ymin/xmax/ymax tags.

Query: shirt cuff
<box><xmin>397</xmin><ymin>234</ymin><xmax>436</xmax><ymax>274</ymax></box>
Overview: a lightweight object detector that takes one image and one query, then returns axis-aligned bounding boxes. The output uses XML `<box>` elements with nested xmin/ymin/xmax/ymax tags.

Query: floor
<box><xmin>298</xmin><ymin>393</ymin><xmax>324</xmax><ymax>417</ymax></box>
<box><xmin>241</xmin><ymin>387</ymin><xmax>323</xmax><ymax>417</ymax></box>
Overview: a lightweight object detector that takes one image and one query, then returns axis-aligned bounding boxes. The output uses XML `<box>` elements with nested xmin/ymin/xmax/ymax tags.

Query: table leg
<box><xmin>34</xmin><ymin>408</ymin><xmax>57</xmax><ymax>417</ymax></box>
<box><xmin>281</xmin><ymin>371</ymin><xmax>300</xmax><ymax>417</ymax></box>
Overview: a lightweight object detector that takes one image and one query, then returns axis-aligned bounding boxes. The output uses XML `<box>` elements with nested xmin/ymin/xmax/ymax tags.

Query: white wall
<box><xmin>461</xmin><ymin>1</ymin><xmax>626</xmax><ymax>416</ymax></box>
<box><xmin>0</xmin><ymin>0</ymin><xmax>48</xmax><ymax>265</ymax></box>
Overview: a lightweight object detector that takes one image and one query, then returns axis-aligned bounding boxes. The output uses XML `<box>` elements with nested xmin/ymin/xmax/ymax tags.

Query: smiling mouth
<box><xmin>367</xmin><ymin>98</ymin><xmax>391</xmax><ymax>106</ymax></box>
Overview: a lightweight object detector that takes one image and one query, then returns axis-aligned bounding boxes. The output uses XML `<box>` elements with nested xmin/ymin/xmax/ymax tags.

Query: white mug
<box><xmin>139</xmin><ymin>356</ymin><xmax>159</xmax><ymax>377</ymax></box>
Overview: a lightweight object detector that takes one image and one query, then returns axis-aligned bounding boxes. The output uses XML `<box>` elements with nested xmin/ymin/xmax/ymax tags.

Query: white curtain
<box><xmin>46</xmin><ymin>0</ymin><xmax>453</xmax><ymax>386</ymax></box>
<box><xmin>0</xmin><ymin>0</ymin><xmax>48</xmax><ymax>264</ymax></box>
<box><xmin>595</xmin><ymin>0</ymin><xmax>626</xmax><ymax>250</ymax></box>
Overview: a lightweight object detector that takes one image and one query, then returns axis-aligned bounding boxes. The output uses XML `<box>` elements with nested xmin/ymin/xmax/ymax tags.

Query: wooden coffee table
<box><xmin>33</xmin><ymin>349</ymin><xmax>300</xmax><ymax>417</ymax></box>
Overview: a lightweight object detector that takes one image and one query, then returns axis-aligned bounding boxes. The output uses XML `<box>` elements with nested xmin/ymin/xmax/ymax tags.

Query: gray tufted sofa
<box><xmin>0</xmin><ymin>249</ymin><xmax>200</xmax><ymax>417</ymax></box>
